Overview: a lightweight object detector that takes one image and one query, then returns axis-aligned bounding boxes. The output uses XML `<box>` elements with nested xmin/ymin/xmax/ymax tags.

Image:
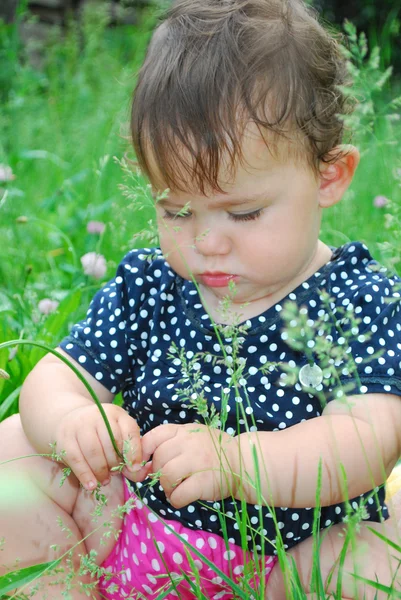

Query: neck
<box><xmin>200</xmin><ymin>240</ymin><xmax>333</xmax><ymax>325</ymax></box>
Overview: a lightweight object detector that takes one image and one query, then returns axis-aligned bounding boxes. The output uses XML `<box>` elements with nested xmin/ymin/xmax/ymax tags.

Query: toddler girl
<box><xmin>1</xmin><ymin>0</ymin><xmax>401</xmax><ymax>599</ymax></box>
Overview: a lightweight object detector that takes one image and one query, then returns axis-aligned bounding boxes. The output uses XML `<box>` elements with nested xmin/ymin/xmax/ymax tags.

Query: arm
<box><xmin>19</xmin><ymin>349</ymin><xmax>146</xmax><ymax>489</ymax></box>
<box><xmin>234</xmin><ymin>393</ymin><xmax>401</xmax><ymax>507</ymax></box>
<box><xmin>19</xmin><ymin>348</ymin><xmax>114</xmax><ymax>454</ymax></box>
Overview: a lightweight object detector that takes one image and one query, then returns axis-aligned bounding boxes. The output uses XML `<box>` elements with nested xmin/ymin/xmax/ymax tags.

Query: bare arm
<box><xmin>18</xmin><ymin>348</ymin><xmax>148</xmax><ymax>489</ymax></box>
<box><xmin>234</xmin><ymin>393</ymin><xmax>401</xmax><ymax>507</ymax></box>
<box><xmin>19</xmin><ymin>348</ymin><xmax>114</xmax><ymax>455</ymax></box>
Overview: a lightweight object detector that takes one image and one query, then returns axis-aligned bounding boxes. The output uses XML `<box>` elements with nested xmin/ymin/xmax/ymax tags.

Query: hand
<box><xmin>140</xmin><ymin>423</ymin><xmax>240</xmax><ymax>508</ymax></box>
<box><xmin>55</xmin><ymin>403</ymin><xmax>146</xmax><ymax>490</ymax></box>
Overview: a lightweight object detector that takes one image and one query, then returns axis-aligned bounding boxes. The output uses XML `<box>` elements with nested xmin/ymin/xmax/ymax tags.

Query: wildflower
<box><xmin>81</xmin><ymin>252</ymin><xmax>107</xmax><ymax>279</ymax></box>
<box><xmin>0</xmin><ymin>164</ymin><xmax>15</xmax><ymax>182</ymax></box>
<box><xmin>373</xmin><ymin>195</ymin><xmax>389</xmax><ymax>208</ymax></box>
<box><xmin>87</xmin><ymin>220</ymin><xmax>106</xmax><ymax>235</ymax></box>
<box><xmin>38</xmin><ymin>298</ymin><xmax>59</xmax><ymax>315</ymax></box>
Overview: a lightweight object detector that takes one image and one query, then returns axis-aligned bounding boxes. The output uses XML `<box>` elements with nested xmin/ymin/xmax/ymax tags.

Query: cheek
<box><xmin>158</xmin><ymin>219</ymin><xmax>181</xmax><ymax>249</ymax></box>
<box><xmin>157</xmin><ymin>222</ymin><xmax>193</xmax><ymax>277</ymax></box>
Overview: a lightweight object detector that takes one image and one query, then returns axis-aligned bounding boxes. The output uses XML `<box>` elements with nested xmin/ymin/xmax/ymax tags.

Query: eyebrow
<box><xmin>156</xmin><ymin>193</ymin><xmax>265</xmax><ymax>208</ymax></box>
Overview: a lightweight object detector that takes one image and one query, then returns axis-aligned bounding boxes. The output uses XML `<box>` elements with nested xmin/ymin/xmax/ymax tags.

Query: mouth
<box><xmin>198</xmin><ymin>272</ymin><xmax>239</xmax><ymax>288</ymax></box>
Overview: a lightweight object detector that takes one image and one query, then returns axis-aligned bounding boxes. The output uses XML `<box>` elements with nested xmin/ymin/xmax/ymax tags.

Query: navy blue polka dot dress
<box><xmin>60</xmin><ymin>242</ymin><xmax>401</xmax><ymax>554</ymax></box>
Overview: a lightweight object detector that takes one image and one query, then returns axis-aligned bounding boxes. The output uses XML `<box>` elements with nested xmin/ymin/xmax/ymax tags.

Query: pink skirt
<box><xmin>100</xmin><ymin>479</ymin><xmax>278</xmax><ymax>599</ymax></box>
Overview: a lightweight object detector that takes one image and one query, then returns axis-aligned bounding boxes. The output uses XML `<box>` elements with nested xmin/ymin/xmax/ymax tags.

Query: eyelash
<box><xmin>162</xmin><ymin>208</ymin><xmax>264</xmax><ymax>222</ymax></box>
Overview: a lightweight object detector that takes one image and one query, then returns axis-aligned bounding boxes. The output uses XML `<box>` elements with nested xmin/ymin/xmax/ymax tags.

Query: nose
<box><xmin>193</xmin><ymin>221</ymin><xmax>232</xmax><ymax>256</ymax></box>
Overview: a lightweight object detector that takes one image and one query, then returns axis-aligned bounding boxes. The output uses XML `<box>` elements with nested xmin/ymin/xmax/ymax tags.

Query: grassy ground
<box><xmin>0</xmin><ymin>5</ymin><xmax>401</xmax><ymax>599</ymax></box>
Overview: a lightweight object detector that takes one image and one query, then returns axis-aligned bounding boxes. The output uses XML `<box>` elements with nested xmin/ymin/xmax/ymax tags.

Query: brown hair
<box><xmin>131</xmin><ymin>0</ymin><xmax>353</xmax><ymax>194</ymax></box>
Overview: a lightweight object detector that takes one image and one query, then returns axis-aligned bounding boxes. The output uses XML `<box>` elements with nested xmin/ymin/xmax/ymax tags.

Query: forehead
<box><xmin>148</xmin><ymin>122</ymin><xmax>308</xmax><ymax>196</ymax></box>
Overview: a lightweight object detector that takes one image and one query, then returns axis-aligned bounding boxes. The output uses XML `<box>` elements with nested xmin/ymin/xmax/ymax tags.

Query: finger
<box><xmin>96</xmin><ymin>419</ymin><xmax>124</xmax><ymax>473</ymax></box>
<box><xmin>122</xmin><ymin>460</ymin><xmax>153</xmax><ymax>482</ymax></box>
<box><xmin>151</xmin><ymin>438</ymin><xmax>181</xmax><ymax>475</ymax></box>
<box><xmin>158</xmin><ymin>455</ymin><xmax>192</xmax><ymax>500</ymax></box>
<box><xmin>117</xmin><ymin>414</ymin><xmax>142</xmax><ymax>469</ymax></box>
<box><xmin>77</xmin><ymin>429</ymin><xmax>110</xmax><ymax>486</ymax></box>
<box><xmin>61</xmin><ymin>436</ymin><xmax>99</xmax><ymax>491</ymax></box>
<box><xmin>141</xmin><ymin>424</ymin><xmax>179</xmax><ymax>462</ymax></box>
<box><xmin>169</xmin><ymin>475</ymin><xmax>201</xmax><ymax>509</ymax></box>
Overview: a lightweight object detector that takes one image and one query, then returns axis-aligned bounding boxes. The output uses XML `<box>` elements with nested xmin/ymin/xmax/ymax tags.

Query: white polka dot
<box><xmin>173</xmin><ymin>552</ymin><xmax>183</xmax><ymax>564</ymax></box>
<box><xmin>151</xmin><ymin>559</ymin><xmax>160</xmax><ymax>571</ymax></box>
<box><xmin>233</xmin><ymin>565</ymin><xmax>244</xmax><ymax>575</ymax></box>
<box><xmin>147</xmin><ymin>513</ymin><xmax>158</xmax><ymax>522</ymax></box>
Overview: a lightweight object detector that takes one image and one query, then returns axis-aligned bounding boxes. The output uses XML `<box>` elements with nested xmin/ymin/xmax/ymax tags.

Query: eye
<box><xmin>162</xmin><ymin>209</ymin><xmax>192</xmax><ymax>220</ymax></box>
<box><xmin>228</xmin><ymin>208</ymin><xmax>263</xmax><ymax>222</ymax></box>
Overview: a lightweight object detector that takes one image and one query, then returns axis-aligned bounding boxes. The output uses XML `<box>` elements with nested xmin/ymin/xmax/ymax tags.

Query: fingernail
<box><xmin>102</xmin><ymin>479</ymin><xmax>110</xmax><ymax>486</ymax></box>
<box><xmin>86</xmin><ymin>481</ymin><xmax>96</xmax><ymax>490</ymax></box>
<box><xmin>129</xmin><ymin>464</ymin><xmax>143</xmax><ymax>472</ymax></box>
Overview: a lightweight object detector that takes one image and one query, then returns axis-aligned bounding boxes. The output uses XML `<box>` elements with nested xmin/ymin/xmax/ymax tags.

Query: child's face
<box><xmin>154</xmin><ymin>131</ymin><xmax>332</xmax><ymax>312</ymax></box>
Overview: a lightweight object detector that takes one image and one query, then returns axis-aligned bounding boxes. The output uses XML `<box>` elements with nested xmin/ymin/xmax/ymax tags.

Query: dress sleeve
<box><xmin>59</xmin><ymin>250</ymin><xmax>151</xmax><ymax>394</ymax></box>
<box><xmin>338</xmin><ymin>279</ymin><xmax>401</xmax><ymax>396</ymax></box>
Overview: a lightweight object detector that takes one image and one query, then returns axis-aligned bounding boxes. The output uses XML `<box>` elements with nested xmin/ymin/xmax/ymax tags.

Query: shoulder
<box><xmin>83</xmin><ymin>247</ymin><xmax>178</xmax><ymax>319</ymax></box>
<box><xmin>117</xmin><ymin>247</ymin><xmax>171</xmax><ymax>277</ymax></box>
<box><xmin>114</xmin><ymin>247</ymin><xmax>177</xmax><ymax>291</ymax></box>
<box><xmin>328</xmin><ymin>241</ymin><xmax>401</xmax><ymax>310</ymax></box>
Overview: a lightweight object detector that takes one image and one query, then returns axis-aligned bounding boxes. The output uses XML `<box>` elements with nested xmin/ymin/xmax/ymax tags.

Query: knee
<box><xmin>0</xmin><ymin>413</ymin><xmax>36</xmax><ymax>464</ymax></box>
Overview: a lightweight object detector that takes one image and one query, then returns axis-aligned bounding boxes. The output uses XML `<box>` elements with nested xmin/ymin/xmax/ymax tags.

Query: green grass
<box><xmin>0</xmin><ymin>6</ymin><xmax>401</xmax><ymax>600</ymax></box>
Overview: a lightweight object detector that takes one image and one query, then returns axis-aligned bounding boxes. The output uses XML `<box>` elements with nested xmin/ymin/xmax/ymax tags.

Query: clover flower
<box><xmin>373</xmin><ymin>195</ymin><xmax>389</xmax><ymax>208</ymax></box>
<box><xmin>81</xmin><ymin>252</ymin><xmax>107</xmax><ymax>279</ymax></box>
<box><xmin>0</xmin><ymin>164</ymin><xmax>15</xmax><ymax>182</ymax></box>
<box><xmin>87</xmin><ymin>220</ymin><xmax>106</xmax><ymax>235</ymax></box>
<box><xmin>38</xmin><ymin>299</ymin><xmax>59</xmax><ymax>315</ymax></box>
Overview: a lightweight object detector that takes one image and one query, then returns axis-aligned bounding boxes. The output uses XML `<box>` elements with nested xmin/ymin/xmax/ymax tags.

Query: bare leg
<box><xmin>0</xmin><ymin>414</ymin><xmax>124</xmax><ymax>599</ymax></box>
<box><xmin>266</xmin><ymin>516</ymin><xmax>401</xmax><ymax>600</ymax></box>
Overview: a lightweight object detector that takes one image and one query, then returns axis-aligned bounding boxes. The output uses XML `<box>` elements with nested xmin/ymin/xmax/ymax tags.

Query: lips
<box><xmin>198</xmin><ymin>272</ymin><xmax>239</xmax><ymax>288</ymax></box>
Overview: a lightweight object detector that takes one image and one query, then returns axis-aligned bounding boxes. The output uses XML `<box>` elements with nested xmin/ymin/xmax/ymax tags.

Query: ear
<box><xmin>318</xmin><ymin>145</ymin><xmax>360</xmax><ymax>209</ymax></box>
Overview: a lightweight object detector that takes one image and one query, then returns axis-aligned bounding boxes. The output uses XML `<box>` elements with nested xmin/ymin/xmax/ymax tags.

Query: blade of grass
<box><xmin>0</xmin><ymin>386</ymin><xmax>21</xmax><ymax>420</ymax></box>
<box><xmin>0</xmin><ymin>561</ymin><xmax>61</xmax><ymax>596</ymax></box>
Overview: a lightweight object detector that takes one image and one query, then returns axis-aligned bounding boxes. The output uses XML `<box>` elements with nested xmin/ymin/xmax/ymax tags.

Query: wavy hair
<box><xmin>131</xmin><ymin>0</ymin><xmax>353</xmax><ymax>193</ymax></box>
